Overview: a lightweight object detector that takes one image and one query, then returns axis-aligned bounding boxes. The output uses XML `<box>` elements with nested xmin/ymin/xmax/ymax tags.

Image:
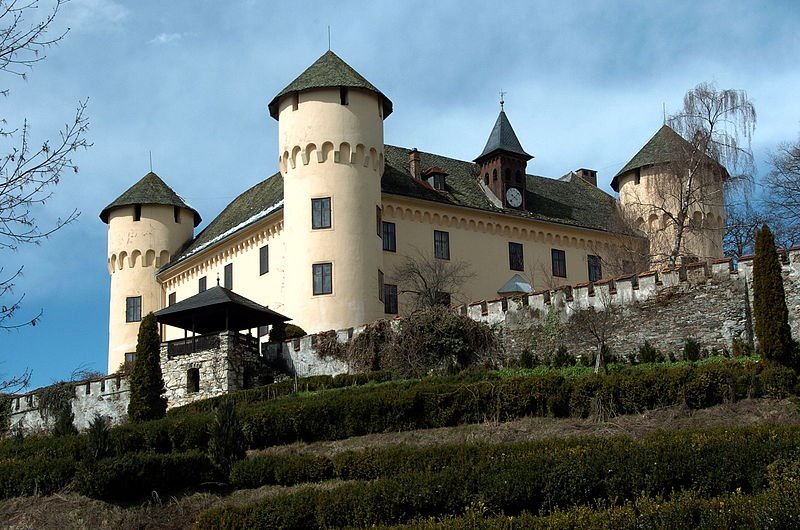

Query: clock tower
<box><xmin>474</xmin><ymin>101</ymin><xmax>533</xmax><ymax>209</ymax></box>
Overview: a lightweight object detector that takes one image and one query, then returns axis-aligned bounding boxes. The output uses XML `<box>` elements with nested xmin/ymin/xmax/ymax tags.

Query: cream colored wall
<box><xmin>617</xmin><ymin>165</ymin><xmax>725</xmax><ymax>265</ymax></box>
<box><xmin>277</xmin><ymin>87</ymin><xmax>385</xmax><ymax>334</ymax></box>
<box><xmin>380</xmin><ymin>197</ymin><xmax>637</xmax><ymax>313</ymax></box>
<box><xmin>158</xmin><ymin>217</ymin><xmax>286</xmax><ymax>341</ymax></box>
<box><xmin>106</xmin><ymin>204</ymin><xmax>194</xmax><ymax>373</ymax></box>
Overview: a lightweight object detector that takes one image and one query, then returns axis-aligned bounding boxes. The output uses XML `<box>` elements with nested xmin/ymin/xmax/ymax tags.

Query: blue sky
<box><xmin>1</xmin><ymin>0</ymin><xmax>798</xmax><ymax>389</ymax></box>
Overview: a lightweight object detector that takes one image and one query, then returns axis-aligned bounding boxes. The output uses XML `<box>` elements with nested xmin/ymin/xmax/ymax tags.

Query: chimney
<box><xmin>576</xmin><ymin>168</ymin><xmax>597</xmax><ymax>187</ymax></box>
<box><xmin>409</xmin><ymin>148</ymin><xmax>421</xmax><ymax>179</ymax></box>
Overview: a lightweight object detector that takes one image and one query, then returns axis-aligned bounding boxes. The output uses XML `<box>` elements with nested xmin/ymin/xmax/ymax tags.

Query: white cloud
<box><xmin>61</xmin><ymin>0</ymin><xmax>129</xmax><ymax>31</ymax></box>
<box><xmin>149</xmin><ymin>32</ymin><xmax>183</xmax><ymax>45</ymax></box>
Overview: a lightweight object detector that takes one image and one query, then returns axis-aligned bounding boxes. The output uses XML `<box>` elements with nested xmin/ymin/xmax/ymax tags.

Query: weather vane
<box><xmin>499</xmin><ymin>89</ymin><xmax>506</xmax><ymax>110</ymax></box>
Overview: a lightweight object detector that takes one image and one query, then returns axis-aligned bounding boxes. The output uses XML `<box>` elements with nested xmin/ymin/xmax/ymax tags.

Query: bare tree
<box><xmin>567</xmin><ymin>288</ymin><xmax>618</xmax><ymax>374</ymax></box>
<box><xmin>724</xmin><ymin>198</ymin><xmax>767</xmax><ymax>259</ymax></box>
<box><xmin>0</xmin><ymin>0</ymin><xmax>90</xmax><ymax>331</ymax></box>
<box><xmin>625</xmin><ymin>83</ymin><xmax>756</xmax><ymax>267</ymax></box>
<box><xmin>391</xmin><ymin>248</ymin><xmax>474</xmax><ymax>312</ymax></box>
<box><xmin>764</xmin><ymin>132</ymin><xmax>800</xmax><ymax>245</ymax></box>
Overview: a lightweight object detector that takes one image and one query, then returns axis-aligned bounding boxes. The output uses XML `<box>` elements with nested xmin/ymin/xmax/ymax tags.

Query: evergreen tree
<box><xmin>208</xmin><ymin>397</ymin><xmax>245</xmax><ymax>477</ymax></box>
<box><xmin>127</xmin><ymin>313</ymin><xmax>167</xmax><ymax>421</ymax></box>
<box><xmin>752</xmin><ymin>224</ymin><xmax>798</xmax><ymax>370</ymax></box>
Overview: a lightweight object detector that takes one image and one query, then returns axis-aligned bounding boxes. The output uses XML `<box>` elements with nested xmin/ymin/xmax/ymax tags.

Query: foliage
<box><xmin>753</xmin><ymin>224</ymin><xmax>798</xmax><ymax>371</ymax></box>
<box><xmin>207</xmin><ymin>397</ymin><xmax>246</xmax><ymax>476</ymax></box>
<box><xmin>0</xmin><ymin>394</ymin><xmax>10</xmax><ymax>435</ymax></box>
<box><xmin>0</xmin><ymin>0</ymin><xmax>90</xmax><ymax>330</ymax></box>
<box><xmin>85</xmin><ymin>414</ymin><xmax>110</xmax><ymax>461</ymax></box>
<box><xmin>268</xmin><ymin>322</ymin><xmax>306</xmax><ymax>343</ymax></box>
<box><xmin>35</xmin><ymin>380</ymin><xmax>76</xmax><ymax>438</ymax></box>
<box><xmin>638</xmin><ymin>340</ymin><xmax>665</xmax><ymax>363</ymax></box>
<box><xmin>683</xmin><ymin>338</ymin><xmax>702</xmax><ymax>362</ymax></box>
<box><xmin>127</xmin><ymin>313</ymin><xmax>167</xmax><ymax>422</ymax></box>
<box><xmin>0</xmin><ymin>456</ymin><xmax>76</xmax><ymax>499</ymax></box>
<box><xmin>201</xmin><ymin>424</ymin><xmax>800</xmax><ymax>529</ymax></box>
<box><xmin>52</xmin><ymin>403</ymin><xmax>77</xmax><ymax>437</ymax></box>
<box><xmin>549</xmin><ymin>345</ymin><xmax>574</xmax><ymax>368</ymax></box>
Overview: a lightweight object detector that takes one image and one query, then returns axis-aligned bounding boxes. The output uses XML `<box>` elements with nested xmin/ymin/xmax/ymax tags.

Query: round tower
<box><xmin>100</xmin><ymin>172</ymin><xmax>200</xmax><ymax>373</ymax></box>
<box><xmin>612</xmin><ymin>125</ymin><xmax>726</xmax><ymax>267</ymax></box>
<box><xmin>268</xmin><ymin>51</ymin><xmax>392</xmax><ymax>333</ymax></box>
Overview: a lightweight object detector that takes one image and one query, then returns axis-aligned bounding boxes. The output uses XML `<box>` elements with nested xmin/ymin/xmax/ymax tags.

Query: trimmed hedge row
<box><xmin>203</xmin><ymin>424</ymin><xmax>800</xmax><ymax>529</ymax></box>
<box><xmin>169</xmin><ymin>371</ymin><xmax>394</xmax><ymax>416</ymax></box>
<box><xmin>0</xmin><ymin>456</ymin><xmax>76</xmax><ymax>499</ymax></box>
<box><xmin>240</xmin><ymin>361</ymin><xmax>795</xmax><ymax>448</ymax></box>
<box><xmin>369</xmin><ymin>484</ymin><xmax>800</xmax><ymax>530</ymax></box>
<box><xmin>75</xmin><ymin>450</ymin><xmax>215</xmax><ymax>501</ymax></box>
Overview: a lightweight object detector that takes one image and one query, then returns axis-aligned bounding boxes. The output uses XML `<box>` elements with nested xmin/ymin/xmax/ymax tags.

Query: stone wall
<box><xmin>8</xmin><ymin>249</ymin><xmax>800</xmax><ymax>436</ymax></box>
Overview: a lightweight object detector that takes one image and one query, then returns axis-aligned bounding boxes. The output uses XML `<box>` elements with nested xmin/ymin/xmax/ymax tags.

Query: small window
<box><xmin>125</xmin><ymin>352</ymin><xmax>136</xmax><ymax>364</ymax></box>
<box><xmin>168</xmin><ymin>292</ymin><xmax>176</xmax><ymax>306</ymax></box>
<box><xmin>376</xmin><ymin>206</ymin><xmax>382</xmax><ymax>237</ymax></box>
<box><xmin>224</xmin><ymin>263</ymin><xmax>233</xmax><ymax>290</ymax></box>
<box><xmin>292</xmin><ymin>92</ymin><xmax>299</xmax><ymax>111</ymax></box>
<box><xmin>187</xmin><ymin>368</ymin><xmax>200</xmax><ymax>394</ymax></box>
<box><xmin>588</xmin><ymin>255</ymin><xmax>602</xmax><ymax>282</ymax></box>
<box><xmin>484</xmin><ymin>173</ymin><xmax>489</xmax><ymax>185</ymax></box>
<box><xmin>433</xmin><ymin>174</ymin><xmax>446</xmax><ymax>190</ymax></box>
<box><xmin>378</xmin><ymin>270</ymin><xmax>384</xmax><ymax>301</ymax></box>
<box><xmin>313</xmin><ymin>263</ymin><xmax>333</xmax><ymax>295</ymax></box>
<box><xmin>434</xmin><ymin>230</ymin><xmax>450</xmax><ymax>260</ymax></box>
<box><xmin>126</xmin><ymin>296</ymin><xmax>142</xmax><ymax>322</ymax></box>
<box><xmin>312</xmin><ymin>197</ymin><xmax>332</xmax><ymax>229</ymax></box>
<box><xmin>551</xmin><ymin>249</ymin><xmax>567</xmax><ymax>278</ymax></box>
<box><xmin>505</xmin><ymin>168</ymin><xmax>511</xmax><ymax>180</ymax></box>
<box><xmin>199</xmin><ymin>276</ymin><xmax>207</xmax><ymax>293</ymax></box>
<box><xmin>384</xmin><ymin>284</ymin><xmax>398</xmax><ymax>314</ymax></box>
<box><xmin>340</xmin><ymin>86</ymin><xmax>349</xmax><ymax>105</ymax></box>
<box><xmin>634</xmin><ymin>168</ymin><xmax>641</xmax><ymax>185</ymax></box>
<box><xmin>382</xmin><ymin>221</ymin><xmax>396</xmax><ymax>252</ymax></box>
<box><xmin>174</xmin><ymin>206</ymin><xmax>180</xmax><ymax>223</ymax></box>
<box><xmin>258</xmin><ymin>325</ymin><xmax>269</xmax><ymax>337</ymax></box>
<box><xmin>492</xmin><ymin>169</ymin><xmax>497</xmax><ymax>182</ymax></box>
<box><xmin>133</xmin><ymin>204</ymin><xmax>141</xmax><ymax>222</ymax></box>
<box><xmin>509</xmin><ymin>242</ymin><xmax>524</xmax><ymax>271</ymax></box>
<box><xmin>515</xmin><ymin>170</ymin><xmax>522</xmax><ymax>183</ymax></box>
<box><xmin>259</xmin><ymin>245</ymin><xmax>269</xmax><ymax>275</ymax></box>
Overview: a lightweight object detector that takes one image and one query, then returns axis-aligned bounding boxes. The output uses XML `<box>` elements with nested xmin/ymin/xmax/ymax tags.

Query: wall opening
<box><xmin>187</xmin><ymin>368</ymin><xmax>200</xmax><ymax>394</ymax></box>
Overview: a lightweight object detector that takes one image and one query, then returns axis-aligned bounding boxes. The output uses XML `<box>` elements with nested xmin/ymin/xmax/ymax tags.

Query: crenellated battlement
<box><xmin>280</xmin><ymin>141</ymin><xmax>384</xmax><ymax>175</ymax></box>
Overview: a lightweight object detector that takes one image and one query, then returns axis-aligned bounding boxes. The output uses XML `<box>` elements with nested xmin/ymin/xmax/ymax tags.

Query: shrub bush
<box><xmin>205</xmin><ymin>424</ymin><xmax>800</xmax><ymax>529</ymax></box>
<box><xmin>207</xmin><ymin>398</ymin><xmax>246</xmax><ymax>476</ymax></box>
<box><xmin>638</xmin><ymin>340</ymin><xmax>664</xmax><ymax>363</ymax></box>
<box><xmin>684</xmin><ymin>338</ymin><xmax>702</xmax><ymax>361</ymax></box>
<box><xmin>0</xmin><ymin>456</ymin><xmax>76</xmax><ymax>499</ymax></box>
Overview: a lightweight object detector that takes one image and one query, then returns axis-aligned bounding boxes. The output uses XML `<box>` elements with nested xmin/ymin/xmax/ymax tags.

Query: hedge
<box><xmin>0</xmin><ymin>456</ymin><xmax>77</xmax><ymax>499</ymax></box>
<box><xmin>240</xmin><ymin>361</ymin><xmax>795</xmax><ymax>449</ymax></box>
<box><xmin>368</xmin><ymin>484</ymin><xmax>800</xmax><ymax>529</ymax></box>
<box><xmin>206</xmin><ymin>424</ymin><xmax>800</xmax><ymax>529</ymax></box>
<box><xmin>74</xmin><ymin>450</ymin><xmax>215</xmax><ymax>501</ymax></box>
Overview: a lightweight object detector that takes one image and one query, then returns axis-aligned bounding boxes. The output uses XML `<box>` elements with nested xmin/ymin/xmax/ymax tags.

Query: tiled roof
<box><xmin>475</xmin><ymin>110</ymin><xmax>532</xmax><ymax>161</ymax></box>
<box><xmin>267</xmin><ymin>51</ymin><xmax>392</xmax><ymax>119</ymax></box>
<box><xmin>611</xmin><ymin>124</ymin><xmax>729</xmax><ymax>191</ymax></box>
<box><xmin>162</xmin><ymin>146</ymin><xmax>636</xmax><ymax>273</ymax></box>
<box><xmin>100</xmin><ymin>172</ymin><xmax>201</xmax><ymax>226</ymax></box>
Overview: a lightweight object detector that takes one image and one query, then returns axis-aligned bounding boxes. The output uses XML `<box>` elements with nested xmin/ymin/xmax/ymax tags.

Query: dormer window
<box><xmin>432</xmin><ymin>174</ymin><xmax>445</xmax><ymax>190</ymax></box>
<box><xmin>422</xmin><ymin>166</ymin><xmax>448</xmax><ymax>191</ymax></box>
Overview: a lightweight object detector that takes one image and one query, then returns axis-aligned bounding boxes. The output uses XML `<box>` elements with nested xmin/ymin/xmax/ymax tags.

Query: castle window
<box><xmin>259</xmin><ymin>245</ymin><xmax>269</xmax><ymax>275</ymax></box>
<box><xmin>224</xmin><ymin>263</ymin><xmax>233</xmax><ymax>290</ymax></box>
<box><xmin>376</xmin><ymin>206</ymin><xmax>382</xmax><ymax>236</ymax></box>
<box><xmin>588</xmin><ymin>254</ymin><xmax>602</xmax><ymax>282</ymax></box>
<box><xmin>187</xmin><ymin>368</ymin><xmax>200</xmax><ymax>394</ymax></box>
<box><xmin>505</xmin><ymin>168</ymin><xmax>511</xmax><ymax>180</ymax></box>
<box><xmin>434</xmin><ymin>230</ymin><xmax>450</xmax><ymax>260</ymax></box>
<box><xmin>168</xmin><ymin>292</ymin><xmax>176</xmax><ymax>306</ymax></box>
<box><xmin>313</xmin><ymin>263</ymin><xmax>333</xmax><ymax>295</ymax></box>
<box><xmin>174</xmin><ymin>206</ymin><xmax>180</xmax><ymax>223</ymax></box>
<box><xmin>492</xmin><ymin>169</ymin><xmax>497</xmax><ymax>182</ymax></box>
<box><xmin>125</xmin><ymin>296</ymin><xmax>142</xmax><ymax>322</ymax></box>
<box><xmin>378</xmin><ymin>269</ymin><xmax>384</xmax><ymax>301</ymax></box>
<box><xmin>382</xmin><ymin>221</ymin><xmax>396</xmax><ymax>252</ymax></box>
<box><xmin>484</xmin><ymin>173</ymin><xmax>489</xmax><ymax>185</ymax></box>
<box><xmin>133</xmin><ymin>204</ymin><xmax>141</xmax><ymax>222</ymax></box>
<box><xmin>634</xmin><ymin>168</ymin><xmax>641</xmax><ymax>185</ymax></box>
<box><xmin>340</xmin><ymin>86</ymin><xmax>349</xmax><ymax>105</ymax></box>
<box><xmin>312</xmin><ymin>197</ymin><xmax>332</xmax><ymax>229</ymax></box>
<box><xmin>509</xmin><ymin>242</ymin><xmax>524</xmax><ymax>271</ymax></box>
<box><xmin>125</xmin><ymin>352</ymin><xmax>136</xmax><ymax>364</ymax></box>
<box><xmin>384</xmin><ymin>284</ymin><xmax>398</xmax><ymax>314</ymax></box>
<box><xmin>432</xmin><ymin>174</ymin><xmax>446</xmax><ymax>190</ymax></box>
<box><xmin>551</xmin><ymin>249</ymin><xmax>567</xmax><ymax>278</ymax></box>
<box><xmin>515</xmin><ymin>170</ymin><xmax>522</xmax><ymax>183</ymax></box>
<box><xmin>292</xmin><ymin>92</ymin><xmax>299</xmax><ymax>111</ymax></box>
<box><xmin>199</xmin><ymin>276</ymin><xmax>207</xmax><ymax>293</ymax></box>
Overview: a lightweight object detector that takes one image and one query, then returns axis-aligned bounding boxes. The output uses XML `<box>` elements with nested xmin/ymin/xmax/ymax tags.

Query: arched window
<box><xmin>492</xmin><ymin>169</ymin><xmax>497</xmax><ymax>182</ymax></box>
<box><xmin>484</xmin><ymin>173</ymin><xmax>489</xmax><ymax>185</ymax></box>
<box><xmin>187</xmin><ymin>368</ymin><xmax>200</xmax><ymax>393</ymax></box>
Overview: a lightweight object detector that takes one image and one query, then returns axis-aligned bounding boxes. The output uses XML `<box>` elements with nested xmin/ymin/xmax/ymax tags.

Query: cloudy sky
<box><xmin>2</xmin><ymin>0</ymin><xmax>798</xmax><ymax>389</ymax></box>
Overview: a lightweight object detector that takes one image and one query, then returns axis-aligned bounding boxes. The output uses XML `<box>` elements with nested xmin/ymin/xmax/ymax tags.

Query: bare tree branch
<box><xmin>391</xmin><ymin>248</ymin><xmax>474</xmax><ymax>312</ymax></box>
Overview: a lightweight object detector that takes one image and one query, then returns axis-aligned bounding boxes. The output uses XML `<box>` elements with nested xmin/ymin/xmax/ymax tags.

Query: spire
<box><xmin>268</xmin><ymin>50</ymin><xmax>393</xmax><ymax>119</ymax></box>
<box><xmin>474</xmin><ymin>109</ymin><xmax>532</xmax><ymax>162</ymax></box>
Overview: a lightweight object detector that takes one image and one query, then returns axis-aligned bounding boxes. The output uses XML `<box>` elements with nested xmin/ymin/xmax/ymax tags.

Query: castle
<box><xmin>100</xmin><ymin>51</ymin><xmax>725</xmax><ymax>374</ymax></box>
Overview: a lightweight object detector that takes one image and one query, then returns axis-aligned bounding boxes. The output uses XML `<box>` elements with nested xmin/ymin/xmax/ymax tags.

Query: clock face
<box><xmin>506</xmin><ymin>187</ymin><xmax>523</xmax><ymax>207</ymax></box>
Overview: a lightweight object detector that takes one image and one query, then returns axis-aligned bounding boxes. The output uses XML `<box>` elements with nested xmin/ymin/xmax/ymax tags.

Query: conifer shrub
<box><xmin>549</xmin><ymin>345</ymin><xmax>574</xmax><ymax>368</ymax></box>
<box><xmin>683</xmin><ymin>338</ymin><xmax>702</xmax><ymax>361</ymax></box>
<box><xmin>753</xmin><ymin>224</ymin><xmax>799</xmax><ymax>371</ymax></box>
<box><xmin>637</xmin><ymin>340</ymin><xmax>665</xmax><ymax>363</ymax></box>
<box><xmin>127</xmin><ymin>313</ymin><xmax>167</xmax><ymax>422</ymax></box>
<box><xmin>85</xmin><ymin>414</ymin><xmax>110</xmax><ymax>461</ymax></box>
<box><xmin>207</xmin><ymin>397</ymin><xmax>246</xmax><ymax>476</ymax></box>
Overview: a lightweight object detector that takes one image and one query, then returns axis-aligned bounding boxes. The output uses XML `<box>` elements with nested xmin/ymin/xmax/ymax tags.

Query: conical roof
<box><xmin>100</xmin><ymin>172</ymin><xmax>201</xmax><ymax>226</ymax></box>
<box><xmin>611</xmin><ymin>124</ymin><xmax>728</xmax><ymax>191</ymax></box>
<box><xmin>475</xmin><ymin>110</ymin><xmax>532</xmax><ymax>162</ymax></box>
<box><xmin>497</xmin><ymin>274</ymin><xmax>533</xmax><ymax>295</ymax></box>
<box><xmin>268</xmin><ymin>50</ymin><xmax>393</xmax><ymax>119</ymax></box>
